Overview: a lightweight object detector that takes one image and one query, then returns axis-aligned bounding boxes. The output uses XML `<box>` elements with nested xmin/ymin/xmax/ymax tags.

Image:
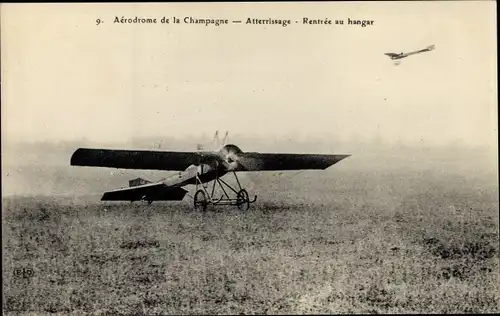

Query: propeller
<box><xmin>219</xmin><ymin>144</ymin><xmax>267</xmax><ymax>171</ymax></box>
<box><xmin>219</xmin><ymin>144</ymin><xmax>243</xmax><ymax>170</ymax></box>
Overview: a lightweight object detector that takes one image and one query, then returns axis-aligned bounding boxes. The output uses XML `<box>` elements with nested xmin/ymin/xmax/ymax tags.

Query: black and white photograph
<box><xmin>2</xmin><ymin>2</ymin><xmax>498</xmax><ymax>314</ymax></box>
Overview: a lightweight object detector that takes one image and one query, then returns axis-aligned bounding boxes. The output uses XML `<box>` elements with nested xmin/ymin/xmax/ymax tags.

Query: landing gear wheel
<box><xmin>140</xmin><ymin>195</ymin><xmax>153</xmax><ymax>205</ymax></box>
<box><xmin>237</xmin><ymin>189</ymin><xmax>250</xmax><ymax>211</ymax></box>
<box><xmin>194</xmin><ymin>189</ymin><xmax>208</xmax><ymax>212</ymax></box>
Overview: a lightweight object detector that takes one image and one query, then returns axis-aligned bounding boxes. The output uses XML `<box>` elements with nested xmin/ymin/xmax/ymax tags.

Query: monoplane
<box><xmin>70</xmin><ymin>132</ymin><xmax>350</xmax><ymax>211</ymax></box>
<box><xmin>385</xmin><ymin>44</ymin><xmax>435</xmax><ymax>64</ymax></box>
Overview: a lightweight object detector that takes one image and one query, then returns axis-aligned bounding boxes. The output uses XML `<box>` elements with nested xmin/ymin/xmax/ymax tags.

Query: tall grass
<box><xmin>2</xmin><ymin>165</ymin><xmax>498</xmax><ymax>314</ymax></box>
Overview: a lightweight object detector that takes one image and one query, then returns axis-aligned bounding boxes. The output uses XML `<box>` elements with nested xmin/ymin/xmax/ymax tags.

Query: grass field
<box><xmin>2</xmin><ymin>149</ymin><xmax>499</xmax><ymax>314</ymax></box>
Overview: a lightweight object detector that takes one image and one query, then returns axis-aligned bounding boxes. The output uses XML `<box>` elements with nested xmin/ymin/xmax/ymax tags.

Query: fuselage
<box><xmin>162</xmin><ymin>162</ymin><xmax>227</xmax><ymax>187</ymax></box>
<box><xmin>161</xmin><ymin>144</ymin><xmax>242</xmax><ymax>187</ymax></box>
<box><xmin>391</xmin><ymin>53</ymin><xmax>407</xmax><ymax>60</ymax></box>
<box><xmin>390</xmin><ymin>48</ymin><xmax>429</xmax><ymax>60</ymax></box>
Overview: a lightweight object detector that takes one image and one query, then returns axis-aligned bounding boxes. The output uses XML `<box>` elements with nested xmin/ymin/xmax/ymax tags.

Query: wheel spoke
<box><xmin>236</xmin><ymin>189</ymin><xmax>250</xmax><ymax>211</ymax></box>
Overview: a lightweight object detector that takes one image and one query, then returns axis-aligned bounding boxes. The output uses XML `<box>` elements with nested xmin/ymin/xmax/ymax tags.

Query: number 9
<box><xmin>96</xmin><ymin>18</ymin><xmax>101</xmax><ymax>25</ymax></box>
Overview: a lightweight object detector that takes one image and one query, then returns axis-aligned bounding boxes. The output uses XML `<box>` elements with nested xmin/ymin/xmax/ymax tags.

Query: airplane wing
<box><xmin>408</xmin><ymin>49</ymin><xmax>425</xmax><ymax>55</ymax></box>
<box><xmin>407</xmin><ymin>45</ymin><xmax>435</xmax><ymax>56</ymax></box>
<box><xmin>422</xmin><ymin>44</ymin><xmax>435</xmax><ymax>52</ymax></box>
<box><xmin>70</xmin><ymin>148</ymin><xmax>207</xmax><ymax>171</ymax></box>
<box><xmin>101</xmin><ymin>181</ymin><xmax>188</xmax><ymax>201</ymax></box>
<box><xmin>235</xmin><ymin>153</ymin><xmax>350</xmax><ymax>171</ymax></box>
<box><xmin>384</xmin><ymin>53</ymin><xmax>399</xmax><ymax>57</ymax></box>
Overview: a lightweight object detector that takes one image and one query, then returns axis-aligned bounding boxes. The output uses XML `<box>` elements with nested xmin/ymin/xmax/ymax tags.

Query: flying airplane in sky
<box><xmin>385</xmin><ymin>44</ymin><xmax>435</xmax><ymax>63</ymax></box>
<box><xmin>70</xmin><ymin>132</ymin><xmax>350</xmax><ymax>211</ymax></box>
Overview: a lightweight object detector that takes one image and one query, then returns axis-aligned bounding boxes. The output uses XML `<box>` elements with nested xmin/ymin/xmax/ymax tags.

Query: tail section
<box><xmin>101</xmin><ymin>182</ymin><xmax>188</xmax><ymax>202</ymax></box>
<box><xmin>129</xmin><ymin>177</ymin><xmax>152</xmax><ymax>187</ymax></box>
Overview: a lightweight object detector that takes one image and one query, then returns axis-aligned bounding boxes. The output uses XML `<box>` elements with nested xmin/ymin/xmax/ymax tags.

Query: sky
<box><xmin>1</xmin><ymin>2</ymin><xmax>497</xmax><ymax>147</ymax></box>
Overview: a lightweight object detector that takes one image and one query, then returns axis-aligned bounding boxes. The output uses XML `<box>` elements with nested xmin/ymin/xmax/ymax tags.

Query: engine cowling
<box><xmin>219</xmin><ymin>144</ymin><xmax>243</xmax><ymax>170</ymax></box>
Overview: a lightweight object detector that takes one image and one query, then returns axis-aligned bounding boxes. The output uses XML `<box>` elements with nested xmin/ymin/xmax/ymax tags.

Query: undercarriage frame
<box><xmin>193</xmin><ymin>170</ymin><xmax>257</xmax><ymax>211</ymax></box>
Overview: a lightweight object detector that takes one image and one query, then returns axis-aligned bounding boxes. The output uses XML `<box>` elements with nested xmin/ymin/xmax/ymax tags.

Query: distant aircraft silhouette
<box><xmin>385</xmin><ymin>45</ymin><xmax>435</xmax><ymax>64</ymax></box>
